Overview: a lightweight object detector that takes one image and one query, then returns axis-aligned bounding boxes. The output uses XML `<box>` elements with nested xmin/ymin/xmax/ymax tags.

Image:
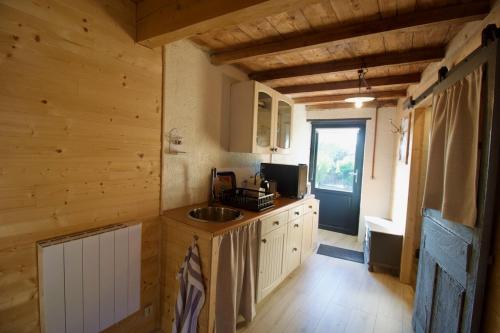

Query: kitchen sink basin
<box><xmin>187</xmin><ymin>206</ymin><xmax>243</xmax><ymax>223</ymax></box>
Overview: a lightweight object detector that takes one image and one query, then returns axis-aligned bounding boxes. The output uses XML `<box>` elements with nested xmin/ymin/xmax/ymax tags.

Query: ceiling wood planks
<box><xmin>136</xmin><ymin>0</ymin><xmax>320</xmax><ymax>48</ymax></box>
<box><xmin>294</xmin><ymin>90</ymin><xmax>408</xmax><ymax>104</ymax></box>
<box><xmin>276</xmin><ymin>73</ymin><xmax>421</xmax><ymax>94</ymax></box>
<box><xmin>210</xmin><ymin>2</ymin><xmax>489</xmax><ymax>65</ymax></box>
<box><xmin>135</xmin><ymin>0</ymin><xmax>492</xmax><ymax>104</ymax></box>
<box><xmin>249</xmin><ymin>47</ymin><xmax>445</xmax><ymax>81</ymax></box>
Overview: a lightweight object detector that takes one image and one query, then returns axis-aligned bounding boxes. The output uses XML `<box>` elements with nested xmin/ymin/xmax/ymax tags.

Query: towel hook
<box><xmin>193</xmin><ymin>234</ymin><xmax>199</xmax><ymax>242</ymax></box>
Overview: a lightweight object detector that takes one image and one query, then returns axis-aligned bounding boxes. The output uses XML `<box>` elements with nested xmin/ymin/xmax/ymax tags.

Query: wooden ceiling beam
<box><xmin>136</xmin><ymin>0</ymin><xmax>319</xmax><ymax>48</ymax></box>
<box><xmin>306</xmin><ymin>100</ymin><xmax>399</xmax><ymax>110</ymax></box>
<box><xmin>294</xmin><ymin>90</ymin><xmax>407</xmax><ymax>105</ymax></box>
<box><xmin>249</xmin><ymin>47</ymin><xmax>445</xmax><ymax>82</ymax></box>
<box><xmin>276</xmin><ymin>73</ymin><xmax>421</xmax><ymax>95</ymax></box>
<box><xmin>211</xmin><ymin>2</ymin><xmax>489</xmax><ymax>65</ymax></box>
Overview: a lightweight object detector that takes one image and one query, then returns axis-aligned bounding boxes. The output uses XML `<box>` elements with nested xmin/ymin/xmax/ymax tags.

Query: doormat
<box><xmin>317</xmin><ymin>244</ymin><xmax>365</xmax><ymax>264</ymax></box>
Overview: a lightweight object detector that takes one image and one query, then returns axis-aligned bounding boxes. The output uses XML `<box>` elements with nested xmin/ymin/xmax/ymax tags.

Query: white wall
<box><xmin>162</xmin><ymin>40</ymin><xmax>309</xmax><ymax>210</ymax></box>
<box><xmin>307</xmin><ymin>107</ymin><xmax>398</xmax><ymax>241</ymax></box>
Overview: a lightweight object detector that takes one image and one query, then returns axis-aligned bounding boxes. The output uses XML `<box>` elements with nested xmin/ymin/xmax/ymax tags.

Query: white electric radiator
<box><xmin>37</xmin><ymin>223</ymin><xmax>142</xmax><ymax>333</ymax></box>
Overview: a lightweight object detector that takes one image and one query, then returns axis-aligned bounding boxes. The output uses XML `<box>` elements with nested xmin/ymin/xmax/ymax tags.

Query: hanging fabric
<box><xmin>215</xmin><ymin>221</ymin><xmax>258</xmax><ymax>333</ymax></box>
<box><xmin>422</xmin><ymin>66</ymin><xmax>483</xmax><ymax>227</ymax></box>
<box><xmin>173</xmin><ymin>239</ymin><xmax>206</xmax><ymax>333</ymax></box>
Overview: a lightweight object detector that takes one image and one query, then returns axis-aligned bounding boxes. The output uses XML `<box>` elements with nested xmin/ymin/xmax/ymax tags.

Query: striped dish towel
<box><xmin>173</xmin><ymin>242</ymin><xmax>206</xmax><ymax>333</ymax></box>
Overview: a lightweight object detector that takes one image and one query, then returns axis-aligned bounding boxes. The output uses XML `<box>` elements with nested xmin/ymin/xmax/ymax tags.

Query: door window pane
<box><xmin>315</xmin><ymin>128</ymin><xmax>359</xmax><ymax>192</ymax></box>
<box><xmin>256</xmin><ymin>92</ymin><xmax>272</xmax><ymax>148</ymax></box>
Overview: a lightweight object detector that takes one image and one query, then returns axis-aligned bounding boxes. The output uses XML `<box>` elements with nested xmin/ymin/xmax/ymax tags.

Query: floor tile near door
<box><xmin>239</xmin><ymin>232</ymin><xmax>414</xmax><ymax>333</ymax></box>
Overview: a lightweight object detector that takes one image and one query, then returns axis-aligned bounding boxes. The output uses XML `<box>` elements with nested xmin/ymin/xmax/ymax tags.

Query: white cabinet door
<box><xmin>312</xmin><ymin>200</ymin><xmax>319</xmax><ymax>250</ymax></box>
<box><xmin>257</xmin><ymin>226</ymin><xmax>287</xmax><ymax>302</ymax></box>
<box><xmin>286</xmin><ymin>218</ymin><xmax>303</xmax><ymax>274</ymax></box>
<box><xmin>301</xmin><ymin>212</ymin><xmax>314</xmax><ymax>263</ymax></box>
<box><xmin>273</xmin><ymin>96</ymin><xmax>293</xmax><ymax>154</ymax></box>
<box><xmin>253</xmin><ymin>84</ymin><xmax>276</xmax><ymax>154</ymax></box>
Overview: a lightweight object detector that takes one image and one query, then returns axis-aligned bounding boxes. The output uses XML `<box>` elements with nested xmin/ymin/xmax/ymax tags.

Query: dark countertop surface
<box><xmin>162</xmin><ymin>195</ymin><xmax>315</xmax><ymax>237</ymax></box>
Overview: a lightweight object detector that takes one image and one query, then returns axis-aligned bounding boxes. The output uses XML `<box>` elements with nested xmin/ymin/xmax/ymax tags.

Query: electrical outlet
<box><xmin>144</xmin><ymin>304</ymin><xmax>153</xmax><ymax>317</ymax></box>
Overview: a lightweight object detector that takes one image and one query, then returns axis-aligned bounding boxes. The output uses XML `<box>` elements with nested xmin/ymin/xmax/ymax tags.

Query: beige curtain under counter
<box><xmin>215</xmin><ymin>221</ymin><xmax>258</xmax><ymax>333</ymax></box>
<box><xmin>422</xmin><ymin>67</ymin><xmax>483</xmax><ymax>227</ymax></box>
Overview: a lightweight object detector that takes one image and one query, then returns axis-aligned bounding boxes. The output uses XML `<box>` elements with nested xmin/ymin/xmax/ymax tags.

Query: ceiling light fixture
<box><xmin>345</xmin><ymin>67</ymin><xmax>375</xmax><ymax>108</ymax></box>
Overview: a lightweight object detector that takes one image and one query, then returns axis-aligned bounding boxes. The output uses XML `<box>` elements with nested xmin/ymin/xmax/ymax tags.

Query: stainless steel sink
<box><xmin>187</xmin><ymin>206</ymin><xmax>243</xmax><ymax>223</ymax></box>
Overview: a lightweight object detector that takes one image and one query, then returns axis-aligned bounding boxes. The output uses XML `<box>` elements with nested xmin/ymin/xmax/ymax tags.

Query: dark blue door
<box><xmin>309</xmin><ymin>120</ymin><xmax>365</xmax><ymax>235</ymax></box>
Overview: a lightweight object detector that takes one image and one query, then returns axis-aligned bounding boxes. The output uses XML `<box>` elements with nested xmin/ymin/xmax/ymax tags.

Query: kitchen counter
<box><xmin>161</xmin><ymin>195</ymin><xmax>315</xmax><ymax>237</ymax></box>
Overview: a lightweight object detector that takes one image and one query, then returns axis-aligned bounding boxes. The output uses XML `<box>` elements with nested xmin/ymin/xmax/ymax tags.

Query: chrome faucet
<box><xmin>209</xmin><ymin>167</ymin><xmax>217</xmax><ymax>206</ymax></box>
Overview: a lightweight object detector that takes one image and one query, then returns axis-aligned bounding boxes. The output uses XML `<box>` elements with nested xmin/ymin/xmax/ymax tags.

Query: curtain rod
<box><xmin>405</xmin><ymin>24</ymin><xmax>500</xmax><ymax>109</ymax></box>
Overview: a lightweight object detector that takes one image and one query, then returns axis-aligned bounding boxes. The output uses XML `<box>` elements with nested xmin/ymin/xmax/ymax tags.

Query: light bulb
<box><xmin>354</xmin><ymin>100</ymin><xmax>363</xmax><ymax>108</ymax></box>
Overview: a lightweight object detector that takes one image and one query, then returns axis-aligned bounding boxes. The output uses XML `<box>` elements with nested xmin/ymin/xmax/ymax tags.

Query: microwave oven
<box><xmin>260</xmin><ymin>163</ymin><xmax>308</xmax><ymax>198</ymax></box>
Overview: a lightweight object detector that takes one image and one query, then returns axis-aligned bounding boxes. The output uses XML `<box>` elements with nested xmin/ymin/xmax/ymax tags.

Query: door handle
<box><xmin>352</xmin><ymin>170</ymin><xmax>358</xmax><ymax>183</ymax></box>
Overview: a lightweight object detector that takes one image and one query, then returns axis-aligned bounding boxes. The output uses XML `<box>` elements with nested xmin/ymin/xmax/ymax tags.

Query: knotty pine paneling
<box><xmin>0</xmin><ymin>1</ymin><xmax>162</xmax><ymax>332</ymax></box>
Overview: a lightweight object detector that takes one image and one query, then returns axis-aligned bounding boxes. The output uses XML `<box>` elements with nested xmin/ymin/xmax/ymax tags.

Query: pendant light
<box><xmin>345</xmin><ymin>67</ymin><xmax>375</xmax><ymax>108</ymax></box>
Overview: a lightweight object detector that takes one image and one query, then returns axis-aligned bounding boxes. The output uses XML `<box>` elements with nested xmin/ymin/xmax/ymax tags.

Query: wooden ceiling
<box><xmin>136</xmin><ymin>0</ymin><xmax>490</xmax><ymax>108</ymax></box>
<box><xmin>190</xmin><ymin>0</ymin><xmax>489</xmax><ymax>107</ymax></box>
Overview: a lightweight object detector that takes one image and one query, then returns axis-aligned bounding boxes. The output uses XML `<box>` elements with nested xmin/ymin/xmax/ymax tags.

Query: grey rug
<box><xmin>317</xmin><ymin>244</ymin><xmax>365</xmax><ymax>263</ymax></box>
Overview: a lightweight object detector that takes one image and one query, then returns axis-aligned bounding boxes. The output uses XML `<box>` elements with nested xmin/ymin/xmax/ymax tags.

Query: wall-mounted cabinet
<box><xmin>229</xmin><ymin>80</ymin><xmax>293</xmax><ymax>154</ymax></box>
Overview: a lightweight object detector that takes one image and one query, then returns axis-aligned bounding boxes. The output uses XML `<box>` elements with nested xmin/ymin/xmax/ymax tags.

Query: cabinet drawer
<box><xmin>288</xmin><ymin>205</ymin><xmax>303</xmax><ymax>221</ymax></box>
<box><xmin>261</xmin><ymin>211</ymin><xmax>288</xmax><ymax>235</ymax></box>
<box><xmin>304</xmin><ymin>200</ymin><xmax>316</xmax><ymax>214</ymax></box>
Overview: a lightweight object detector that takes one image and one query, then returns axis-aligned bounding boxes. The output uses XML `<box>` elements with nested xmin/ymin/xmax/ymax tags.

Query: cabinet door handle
<box><xmin>313</xmin><ymin>212</ymin><xmax>317</xmax><ymax>215</ymax></box>
<box><xmin>294</xmin><ymin>211</ymin><xmax>300</xmax><ymax>215</ymax></box>
<box><xmin>292</xmin><ymin>247</ymin><xmax>298</xmax><ymax>252</ymax></box>
<box><xmin>294</xmin><ymin>224</ymin><xmax>299</xmax><ymax>228</ymax></box>
<box><xmin>273</xmin><ymin>221</ymin><xmax>279</xmax><ymax>226</ymax></box>
<box><xmin>308</xmin><ymin>205</ymin><xmax>313</xmax><ymax>209</ymax></box>
<box><xmin>261</xmin><ymin>239</ymin><xmax>267</xmax><ymax>244</ymax></box>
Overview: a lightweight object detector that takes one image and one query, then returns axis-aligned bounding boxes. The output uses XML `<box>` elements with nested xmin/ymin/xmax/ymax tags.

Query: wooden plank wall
<box><xmin>0</xmin><ymin>1</ymin><xmax>162</xmax><ymax>332</ymax></box>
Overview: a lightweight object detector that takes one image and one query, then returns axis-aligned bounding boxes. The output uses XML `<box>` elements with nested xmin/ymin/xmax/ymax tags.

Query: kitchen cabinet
<box><xmin>301</xmin><ymin>211</ymin><xmax>314</xmax><ymax>261</ymax></box>
<box><xmin>301</xmin><ymin>199</ymin><xmax>319</xmax><ymax>262</ymax></box>
<box><xmin>257</xmin><ymin>199</ymin><xmax>319</xmax><ymax>302</ymax></box>
<box><xmin>286</xmin><ymin>214</ymin><xmax>303</xmax><ymax>274</ymax></box>
<box><xmin>229</xmin><ymin>80</ymin><xmax>293</xmax><ymax>154</ymax></box>
<box><xmin>257</xmin><ymin>225</ymin><xmax>287</xmax><ymax>302</ymax></box>
<box><xmin>162</xmin><ymin>197</ymin><xmax>319</xmax><ymax>332</ymax></box>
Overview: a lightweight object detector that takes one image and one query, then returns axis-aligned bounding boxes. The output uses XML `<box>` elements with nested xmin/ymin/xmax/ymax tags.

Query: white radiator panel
<box><xmin>114</xmin><ymin>228</ymin><xmax>129</xmax><ymax>322</ymax></box>
<box><xmin>83</xmin><ymin>235</ymin><xmax>100</xmax><ymax>333</ymax></box>
<box><xmin>64</xmin><ymin>239</ymin><xmax>84</xmax><ymax>333</ymax></box>
<box><xmin>99</xmin><ymin>231</ymin><xmax>115</xmax><ymax>330</ymax></box>
<box><xmin>128</xmin><ymin>223</ymin><xmax>142</xmax><ymax>314</ymax></box>
<box><xmin>38</xmin><ymin>223</ymin><xmax>142</xmax><ymax>333</ymax></box>
<box><xmin>40</xmin><ymin>244</ymin><xmax>66</xmax><ymax>333</ymax></box>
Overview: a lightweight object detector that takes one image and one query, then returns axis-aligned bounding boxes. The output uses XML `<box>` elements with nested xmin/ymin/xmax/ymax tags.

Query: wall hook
<box><xmin>389</xmin><ymin>119</ymin><xmax>402</xmax><ymax>134</ymax></box>
<box><xmin>167</xmin><ymin>128</ymin><xmax>187</xmax><ymax>154</ymax></box>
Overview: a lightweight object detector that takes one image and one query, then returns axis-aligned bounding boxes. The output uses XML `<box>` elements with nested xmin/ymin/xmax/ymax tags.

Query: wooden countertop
<box><xmin>161</xmin><ymin>195</ymin><xmax>315</xmax><ymax>237</ymax></box>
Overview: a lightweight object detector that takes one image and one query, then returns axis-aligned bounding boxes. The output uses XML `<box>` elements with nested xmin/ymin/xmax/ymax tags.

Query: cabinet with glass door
<box><xmin>229</xmin><ymin>80</ymin><xmax>293</xmax><ymax>154</ymax></box>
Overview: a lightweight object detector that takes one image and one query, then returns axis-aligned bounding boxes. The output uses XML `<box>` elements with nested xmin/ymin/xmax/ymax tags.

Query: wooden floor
<box><xmin>317</xmin><ymin>229</ymin><xmax>364</xmax><ymax>252</ymax></box>
<box><xmin>239</xmin><ymin>231</ymin><xmax>414</xmax><ymax>333</ymax></box>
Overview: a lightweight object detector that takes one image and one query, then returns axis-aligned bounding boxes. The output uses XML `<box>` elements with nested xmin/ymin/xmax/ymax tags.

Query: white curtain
<box><xmin>422</xmin><ymin>66</ymin><xmax>483</xmax><ymax>227</ymax></box>
<box><xmin>215</xmin><ymin>221</ymin><xmax>258</xmax><ymax>333</ymax></box>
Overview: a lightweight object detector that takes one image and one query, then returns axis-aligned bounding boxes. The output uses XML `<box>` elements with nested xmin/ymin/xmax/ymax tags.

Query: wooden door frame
<box><xmin>309</xmin><ymin>119</ymin><xmax>366</xmax><ymax>235</ymax></box>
